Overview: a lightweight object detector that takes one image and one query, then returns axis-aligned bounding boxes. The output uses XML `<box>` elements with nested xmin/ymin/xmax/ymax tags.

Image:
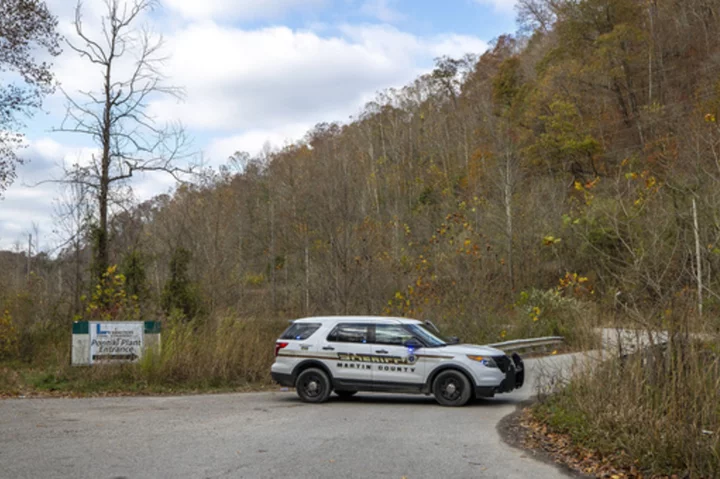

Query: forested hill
<box><xmin>4</xmin><ymin>0</ymin><xmax>720</xmax><ymax>339</ymax></box>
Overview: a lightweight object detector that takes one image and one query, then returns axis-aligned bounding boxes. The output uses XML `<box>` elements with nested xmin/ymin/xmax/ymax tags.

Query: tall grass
<box><xmin>138</xmin><ymin>315</ymin><xmax>285</xmax><ymax>387</ymax></box>
<box><xmin>0</xmin><ymin>314</ymin><xmax>287</xmax><ymax>395</ymax></box>
<box><xmin>1</xmin><ymin>292</ymin><xmax>599</xmax><ymax>395</ymax></box>
<box><xmin>535</xmin><ymin>327</ymin><xmax>720</xmax><ymax>477</ymax></box>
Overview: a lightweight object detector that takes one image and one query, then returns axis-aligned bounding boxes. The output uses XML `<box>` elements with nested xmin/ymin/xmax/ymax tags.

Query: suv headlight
<box><xmin>467</xmin><ymin>355</ymin><xmax>498</xmax><ymax>368</ymax></box>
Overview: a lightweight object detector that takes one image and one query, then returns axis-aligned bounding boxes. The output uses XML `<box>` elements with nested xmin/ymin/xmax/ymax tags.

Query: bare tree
<box><xmin>53</xmin><ymin>181</ymin><xmax>92</xmax><ymax>314</ymax></box>
<box><xmin>516</xmin><ymin>0</ymin><xmax>557</xmax><ymax>35</ymax></box>
<box><xmin>57</xmin><ymin>0</ymin><xmax>192</xmax><ymax>279</ymax></box>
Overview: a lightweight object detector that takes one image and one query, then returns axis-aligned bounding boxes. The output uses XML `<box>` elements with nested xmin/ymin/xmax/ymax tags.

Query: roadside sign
<box><xmin>89</xmin><ymin>322</ymin><xmax>144</xmax><ymax>364</ymax></box>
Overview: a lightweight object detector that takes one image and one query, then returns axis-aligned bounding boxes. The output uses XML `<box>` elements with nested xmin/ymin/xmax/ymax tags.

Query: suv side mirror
<box><xmin>404</xmin><ymin>339</ymin><xmax>423</xmax><ymax>350</ymax></box>
<box><xmin>447</xmin><ymin>336</ymin><xmax>461</xmax><ymax>345</ymax></box>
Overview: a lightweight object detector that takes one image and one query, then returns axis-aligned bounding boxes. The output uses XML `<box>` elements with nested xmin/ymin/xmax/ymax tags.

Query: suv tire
<box><xmin>296</xmin><ymin>368</ymin><xmax>332</xmax><ymax>403</ymax></box>
<box><xmin>432</xmin><ymin>370</ymin><xmax>472</xmax><ymax>407</ymax></box>
<box><xmin>335</xmin><ymin>390</ymin><xmax>358</xmax><ymax>399</ymax></box>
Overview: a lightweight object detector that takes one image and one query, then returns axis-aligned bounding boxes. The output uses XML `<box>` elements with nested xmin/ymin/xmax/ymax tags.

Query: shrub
<box><xmin>0</xmin><ymin>309</ymin><xmax>18</xmax><ymax>359</ymax></box>
<box><xmin>161</xmin><ymin>248</ymin><xmax>202</xmax><ymax>320</ymax></box>
<box><xmin>535</xmin><ymin>337</ymin><xmax>720</xmax><ymax>477</ymax></box>
<box><xmin>513</xmin><ymin>287</ymin><xmax>598</xmax><ymax>347</ymax></box>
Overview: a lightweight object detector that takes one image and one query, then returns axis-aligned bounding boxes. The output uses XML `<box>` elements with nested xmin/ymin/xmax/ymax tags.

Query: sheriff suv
<box><xmin>271</xmin><ymin>316</ymin><xmax>524</xmax><ymax>407</ymax></box>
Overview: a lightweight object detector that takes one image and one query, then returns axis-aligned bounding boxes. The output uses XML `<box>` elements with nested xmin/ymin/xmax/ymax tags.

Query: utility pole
<box><xmin>26</xmin><ymin>233</ymin><xmax>32</xmax><ymax>279</ymax></box>
<box><xmin>692</xmin><ymin>198</ymin><xmax>703</xmax><ymax>319</ymax></box>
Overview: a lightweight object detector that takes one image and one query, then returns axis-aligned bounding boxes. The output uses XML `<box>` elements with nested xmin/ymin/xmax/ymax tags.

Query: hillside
<box><xmin>4</xmin><ymin>0</ymin><xmax>720</xmax><ymax>336</ymax></box>
<box><xmin>2</xmin><ymin>1</ymin><xmax>720</xmax><ymax>474</ymax></box>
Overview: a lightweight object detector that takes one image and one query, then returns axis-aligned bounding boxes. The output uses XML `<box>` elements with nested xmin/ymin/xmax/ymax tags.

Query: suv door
<box><xmin>371</xmin><ymin>324</ymin><xmax>426</xmax><ymax>388</ymax></box>
<box><xmin>321</xmin><ymin>323</ymin><xmax>373</xmax><ymax>388</ymax></box>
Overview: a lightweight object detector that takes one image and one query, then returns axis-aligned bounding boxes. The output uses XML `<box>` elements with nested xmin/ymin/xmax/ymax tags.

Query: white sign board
<box><xmin>89</xmin><ymin>322</ymin><xmax>144</xmax><ymax>364</ymax></box>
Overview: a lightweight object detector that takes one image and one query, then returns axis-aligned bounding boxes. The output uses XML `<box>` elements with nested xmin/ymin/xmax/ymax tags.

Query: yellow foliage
<box><xmin>0</xmin><ymin>309</ymin><xmax>18</xmax><ymax>358</ymax></box>
<box><xmin>244</xmin><ymin>273</ymin><xmax>266</xmax><ymax>286</ymax></box>
<box><xmin>557</xmin><ymin>272</ymin><xmax>594</xmax><ymax>298</ymax></box>
<box><xmin>82</xmin><ymin>265</ymin><xmax>140</xmax><ymax>322</ymax></box>
<box><xmin>543</xmin><ymin>235</ymin><xmax>562</xmax><ymax>246</ymax></box>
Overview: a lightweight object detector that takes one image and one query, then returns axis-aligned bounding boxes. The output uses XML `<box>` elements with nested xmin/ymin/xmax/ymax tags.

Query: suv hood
<box><xmin>433</xmin><ymin>344</ymin><xmax>507</xmax><ymax>356</ymax></box>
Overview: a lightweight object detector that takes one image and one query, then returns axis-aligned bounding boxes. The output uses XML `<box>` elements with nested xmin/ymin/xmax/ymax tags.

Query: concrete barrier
<box><xmin>71</xmin><ymin>321</ymin><xmax>161</xmax><ymax>366</ymax></box>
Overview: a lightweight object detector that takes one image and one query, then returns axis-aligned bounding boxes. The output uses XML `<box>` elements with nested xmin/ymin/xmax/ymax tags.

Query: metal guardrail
<box><xmin>487</xmin><ymin>336</ymin><xmax>565</xmax><ymax>352</ymax></box>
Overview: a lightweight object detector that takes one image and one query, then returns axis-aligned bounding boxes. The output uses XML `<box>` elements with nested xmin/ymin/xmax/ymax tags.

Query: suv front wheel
<box><xmin>432</xmin><ymin>370</ymin><xmax>472</xmax><ymax>407</ymax></box>
<box><xmin>296</xmin><ymin>368</ymin><xmax>332</xmax><ymax>403</ymax></box>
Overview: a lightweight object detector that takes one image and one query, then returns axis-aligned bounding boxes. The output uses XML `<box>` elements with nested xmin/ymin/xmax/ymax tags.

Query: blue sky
<box><xmin>252</xmin><ymin>0</ymin><xmax>517</xmax><ymax>38</ymax></box>
<box><xmin>1</xmin><ymin>0</ymin><xmax>519</xmax><ymax>251</ymax></box>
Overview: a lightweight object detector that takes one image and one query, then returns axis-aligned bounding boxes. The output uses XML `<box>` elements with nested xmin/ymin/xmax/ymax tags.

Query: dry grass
<box><xmin>535</xmin><ymin>329</ymin><xmax>720</xmax><ymax>478</ymax></box>
<box><xmin>0</xmin><ymin>315</ymin><xmax>287</xmax><ymax>396</ymax></box>
<box><xmin>138</xmin><ymin>315</ymin><xmax>284</xmax><ymax>387</ymax></box>
<box><xmin>0</xmin><ymin>293</ymin><xmax>600</xmax><ymax>396</ymax></box>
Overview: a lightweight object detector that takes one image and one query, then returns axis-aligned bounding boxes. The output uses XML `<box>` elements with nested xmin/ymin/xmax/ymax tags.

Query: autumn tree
<box><xmin>161</xmin><ymin>247</ymin><xmax>200</xmax><ymax>319</ymax></box>
<box><xmin>0</xmin><ymin>0</ymin><xmax>61</xmax><ymax>193</ymax></box>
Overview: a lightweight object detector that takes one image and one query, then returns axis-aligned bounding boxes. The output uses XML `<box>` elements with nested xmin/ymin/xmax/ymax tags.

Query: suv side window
<box><xmin>374</xmin><ymin>324</ymin><xmax>415</xmax><ymax>346</ymax></box>
<box><xmin>327</xmin><ymin>323</ymin><xmax>369</xmax><ymax>343</ymax></box>
<box><xmin>280</xmin><ymin>323</ymin><xmax>321</xmax><ymax>340</ymax></box>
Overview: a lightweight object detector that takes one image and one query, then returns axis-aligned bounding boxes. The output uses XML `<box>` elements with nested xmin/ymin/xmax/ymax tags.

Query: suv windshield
<box><xmin>406</xmin><ymin>324</ymin><xmax>446</xmax><ymax>348</ymax></box>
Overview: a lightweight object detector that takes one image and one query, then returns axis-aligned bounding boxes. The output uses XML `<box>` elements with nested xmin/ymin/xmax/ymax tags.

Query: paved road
<box><xmin>0</xmin><ymin>354</ymin><xmax>584</xmax><ymax>479</ymax></box>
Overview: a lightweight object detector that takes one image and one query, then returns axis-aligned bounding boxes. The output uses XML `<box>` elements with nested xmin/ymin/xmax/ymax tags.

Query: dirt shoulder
<box><xmin>499</xmin><ymin>399</ymin><xmax>592</xmax><ymax>478</ymax></box>
<box><xmin>499</xmin><ymin>400</ymin><xmax>667</xmax><ymax>479</ymax></box>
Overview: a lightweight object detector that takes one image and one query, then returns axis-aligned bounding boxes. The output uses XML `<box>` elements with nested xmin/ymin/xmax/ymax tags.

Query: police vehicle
<box><xmin>271</xmin><ymin>316</ymin><xmax>524</xmax><ymax>407</ymax></box>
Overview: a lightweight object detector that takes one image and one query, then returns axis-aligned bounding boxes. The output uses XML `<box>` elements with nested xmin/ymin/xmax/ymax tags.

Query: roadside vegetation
<box><xmin>0</xmin><ymin>310</ymin><xmax>283</xmax><ymax>396</ymax></box>
<box><xmin>533</xmin><ymin>335</ymin><xmax>720</xmax><ymax>477</ymax></box>
<box><xmin>1</xmin><ymin>0</ymin><xmax>720</xmax><ymax>474</ymax></box>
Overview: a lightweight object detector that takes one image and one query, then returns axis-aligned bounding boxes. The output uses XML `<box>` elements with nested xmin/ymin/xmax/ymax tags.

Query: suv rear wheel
<box><xmin>432</xmin><ymin>370</ymin><xmax>472</xmax><ymax>407</ymax></box>
<box><xmin>334</xmin><ymin>390</ymin><xmax>358</xmax><ymax>399</ymax></box>
<box><xmin>296</xmin><ymin>368</ymin><xmax>332</xmax><ymax>403</ymax></box>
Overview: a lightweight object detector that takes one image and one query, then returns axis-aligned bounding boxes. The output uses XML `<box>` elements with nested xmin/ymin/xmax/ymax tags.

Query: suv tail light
<box><xmin>275</xmin><ymin>342</ymin><xmax>289</xmax><ymax>357</ymax></box>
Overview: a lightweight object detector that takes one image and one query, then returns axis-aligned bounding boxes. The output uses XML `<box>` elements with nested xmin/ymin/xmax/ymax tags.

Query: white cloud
<box><xmin>474</xmin><ymin>0</ymin><xmax>517</xmax><ymax>14</ymax></box>
<box><xmin>150</xmin><ymin>23</ymin><xmax>487</xmax><ymax>132</ymax></box>
<box><xmin>44</xmin><ymin>0</ymin><xmax>109</xmax><ymax>23</ymax></box>
<box><xmin>0</xmin><ymin>138</ymin><xmax>69</xmax><ymax>249</ymax></box>
<box><xmin>0</xmin><ymin>136</ymin><xmax>165</xmax><ymax>250</ymax></box>
<box><xmin>130</xmin><ymin>171</ymin><xmax>178</xmax><ymax>199</ymax></box>
<box><xmin>150</xmin><ymin>23</ymin><xmax>411</xmax><ymax>131</ymax></box>
<box><xmin>2</xmin><ymin>0</ymin><xmax>492</xmax><ymax>249</ymax></box>
<box><xmin>427</xmin><ymin>34</ymin><xmax>490</xmax><ymax>58</ymax></box>
<box><xmin>17</xmin><ymin>138</ymin><xmax>99</xmax><ymax>179</ymax></box>
<box><xmin>360</xmin><ymin>0</ymin><xmax>404</xmax><ymax>23</ymax></box>
<box><xmin>163</xmin><ymin>0</ymin><xmax>326</xmax><ymax>21</ymax></box>
<box><xmin>206</xmin><ymin>122</ymin><xmax>312</xmax><ymax>163</ymax></box>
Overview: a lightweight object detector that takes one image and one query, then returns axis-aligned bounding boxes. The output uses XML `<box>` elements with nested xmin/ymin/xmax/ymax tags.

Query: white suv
<box><xmin>271</xmin><ymin>316</ymin><xmax>524</xmax><ymax>407</ymax></box>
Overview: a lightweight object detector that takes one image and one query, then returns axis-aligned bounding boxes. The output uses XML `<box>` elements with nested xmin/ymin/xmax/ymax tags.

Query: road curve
<box><xmin>0</xmin><ymin>354</ymin><xmax>584</xmax><ymax>479</ymax></box>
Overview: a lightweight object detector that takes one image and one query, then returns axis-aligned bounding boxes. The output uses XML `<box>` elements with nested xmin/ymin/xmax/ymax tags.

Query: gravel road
<box><xmin>0</xmin><ymin>354</ymin><xmax>584</xmax><ymax>479</ymax></box>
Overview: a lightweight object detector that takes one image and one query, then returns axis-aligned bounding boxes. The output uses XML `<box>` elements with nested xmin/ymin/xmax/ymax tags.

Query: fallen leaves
<box><xmin>517</xmin><ymin>407</ymin><xmax>715</xmax><ymax>479</ymax></box>
<box><xmin>519</xmin><ymin>408</ymin><xmax>647</xmax><ymax>479</ymax></box>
